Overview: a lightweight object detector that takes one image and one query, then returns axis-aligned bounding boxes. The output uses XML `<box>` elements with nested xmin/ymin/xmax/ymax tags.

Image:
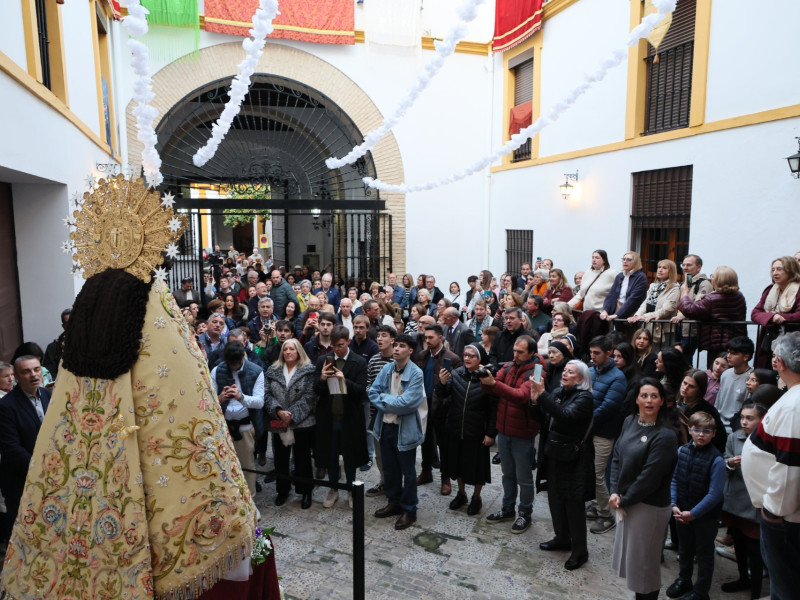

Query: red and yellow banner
<box><xmin>205</xmin><ymin>0</ymin><xmax>355</xmax><ymax>45</ymax></box>
<box><xmin>492</xmin><ymin>0</ymin><xmax>543</xmax><ymax>53</ymax></box>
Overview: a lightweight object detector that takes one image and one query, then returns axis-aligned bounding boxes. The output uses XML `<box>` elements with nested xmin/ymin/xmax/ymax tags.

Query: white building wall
<box><xmin>705</xmin><ymin>0</ymin><xmax>800</xmax><ymax>122</ymax></box>
<box><xmin>537</xmin><ymin>0</ymin><xmax>631</xmax><ymax>157</ymax></box>
<box><xmin>0</xmin><ymin>1</ymin><xmax>27</xmax><ymax>70</ymax></box>
<box><xmin>489</xmin><ymin>117</ymin><xmax>800</xmax><ymax>314</ymax></box>
<box><xmin>62</xmin><ymin>0</ymin><xmax>103</xmax><ymax>136</ymax></box>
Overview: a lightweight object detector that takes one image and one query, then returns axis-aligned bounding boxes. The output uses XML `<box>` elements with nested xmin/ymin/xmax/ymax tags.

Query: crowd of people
<box><xmin>2</xmin><ymin>246</ymin><xmax>799</xmax><ymax>600</ymax></box>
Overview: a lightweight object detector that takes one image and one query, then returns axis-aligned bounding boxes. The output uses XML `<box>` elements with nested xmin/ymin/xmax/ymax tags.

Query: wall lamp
<box><xmin>787</xmin><ymin>138</ymin><xmax>800</xmax><ymax>179</ymax></box>
<box><xmin>560</xmin><ymin>170</ymin><xmax>579</xmax><ymax>199</ymax></box>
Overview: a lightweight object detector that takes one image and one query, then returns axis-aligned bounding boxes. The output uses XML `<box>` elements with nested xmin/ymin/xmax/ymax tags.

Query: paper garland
<box><xmin>120</xmin><ymin>0</ymin><xmax>163</xmax><ymax>188</ymax></box>
<box><xmin>192</xmin><ymin>0</ymin><xmax>280</xmax><ymax>167</ymax></box>
<box><xmin>325</xmin><ymin>0</ymin><xmax>487</xmax><ymax>170</ymax></box>
<box><xmin>362</xmin><ymin>0</ymin><xmax>679</xmax><ymax>194</ymax></box>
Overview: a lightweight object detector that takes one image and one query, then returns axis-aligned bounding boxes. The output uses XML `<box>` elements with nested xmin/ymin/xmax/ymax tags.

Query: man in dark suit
<box><xmin>0</xmin><ymin>356</ymin><xmax>51</xmax><ymax>544</ymax></box>
<box><xmin>441</xmin><ymin>307</ymin><xmax>476</xmax><ymax>356</ymax></box>
<box><xmin>313</xmin><ymin>326</ymin><xmax>368</xmax><ymax>509</ymax></box>
<box><xmin>414</xmin><ymin>324</ymin><xmax>461</xmax><ymax>495</ymax></box>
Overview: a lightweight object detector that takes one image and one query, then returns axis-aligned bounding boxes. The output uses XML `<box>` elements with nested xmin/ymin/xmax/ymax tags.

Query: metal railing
<box><xmin>242</xmin><ymin>466</ymin><xmax>366</xmax><ymax>600</ymax></box>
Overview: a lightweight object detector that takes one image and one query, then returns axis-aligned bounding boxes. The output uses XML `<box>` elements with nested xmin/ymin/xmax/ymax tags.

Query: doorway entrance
<box><xmin>154</xmin><ymin>74</ymin><xmax>391</xmax><ymax>292</ymax></box>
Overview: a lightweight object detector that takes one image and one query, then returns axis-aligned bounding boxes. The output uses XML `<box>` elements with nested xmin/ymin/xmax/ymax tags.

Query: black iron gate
<box><xmin>333</xmin><ymin>211</ymin><xmax>393</xmax><ymax>285</ymax></box>
<box><xmin>168</xmin><ymin>210</ymin><xmax>204</xmax><ymax>297</ymax></box>
<box><xmin>170</xmin><ymin>208</ymin><xmax>392</xmax><ymax>289</ymax></box>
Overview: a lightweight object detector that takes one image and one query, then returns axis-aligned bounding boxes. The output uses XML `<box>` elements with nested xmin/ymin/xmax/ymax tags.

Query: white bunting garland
<box><xmin>362</xmin><ymin>0</ymin><xmax>678</xmax><ymax>194</ymax></box>
<box><xmin>325</xmin><ymin>0</ymin><xmax>487</xmax><ymax>170</ymax></box>
<box><xmin>192</xmin><ymin>0</ymin><xmax>280</xmax><ymax>167</ymax></box>
<box><xmin>120</xmin><ymin>0</ymin><xmax>163</xmax><ymax>187</ymax></box>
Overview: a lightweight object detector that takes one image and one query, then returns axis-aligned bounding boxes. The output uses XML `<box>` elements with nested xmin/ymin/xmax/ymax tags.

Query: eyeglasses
<box><xmin>621</xmin><ymin>257</ymin><xmax>633</xmax><ymax>262</ymax></box>
<box><xmin>689</xmin><ymin>428</ymin><xmax>715</xmax><ymax>435</ymax></box>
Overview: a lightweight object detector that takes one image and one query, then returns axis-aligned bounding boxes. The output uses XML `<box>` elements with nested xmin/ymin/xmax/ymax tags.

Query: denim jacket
<box><xmin>368</xmin><ymin>361</ymin><xmax>426</xmax><ymax>451</ymax></box>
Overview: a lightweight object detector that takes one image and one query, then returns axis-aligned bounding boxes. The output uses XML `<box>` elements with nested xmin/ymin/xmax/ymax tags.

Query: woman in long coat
<box><xmin>529</xmin><ymin>360</ymin><xmax>594</xmax><ymax>571</ymax></box>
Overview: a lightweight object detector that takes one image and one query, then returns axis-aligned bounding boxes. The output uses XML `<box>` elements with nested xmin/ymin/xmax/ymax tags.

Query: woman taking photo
<box><xmin>632</xmin><ymin>329</ymin><xmax>658</xmax><ymax>377</ymax></box>
<box><xmin>677</xmin><ymin>266</ymin><xmax>747</xmax><ymax>362</ymax></box>
<box><xmin>751</xmin><ymin>255</ymin><xmax>800</xmax><ymax>367</ymax></box>
<box><xmin>627</xmin><ymin>259</ymin><xmax>680</xmax><ymax>338</ymax></box>
<box><xmin>542</xmin><ymin>269</ymin><xmax>574</xmax><ymax>313</ymax></box>
<box><xmin>436</xmin><ymin>344</ymin><xmax>497</xmax><ymax>516</ymax></box>
<box><xmin>544</xmin><ymin>340</ymin><xmax>574</xmax><ymax>393</ymax></box>
<box><xmin>529</xmin><ymin>360</ymin><xmax>594</xmax><ymax>571</ymax></box>
<box><xmin>468</xmin><ymin>270</ymin><xmax>499</xmax><ymax>315</ymax></box>
<box><xmin>609</xmin><ymin>378</ymin><xmax>679</xmax><ymax>600</ymax></box>
<box><xmin>265</xmin><ymin>338</ymin><xmax>318</xmax><ymax>509</ymax></box>
<box><xmin>600</xmin><ymin>251</ymin><xmax>648</xmax><ymax>323</ymax></box>
<box><xmin>568</xmin><ymin>249</ymin><xmax>616</xmax><ymax>312</ymax></box>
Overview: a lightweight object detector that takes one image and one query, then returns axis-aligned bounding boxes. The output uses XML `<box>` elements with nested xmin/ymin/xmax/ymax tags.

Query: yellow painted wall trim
<box><xmin>90</xmin><ymin>0</ymin><xmax>106</xmax><ymax>153</ymax></box>
<box><xmin>421</xmin><ymin>37</ymin><xmax>490</xmax><ymax>56</ymax></box>
<box><xmin>689</xmin><ymin>0</ymin><xmax>712</xmax><ymax>127</ymax></box>
<box><xmin>45</xmin><ymin>0</ymin><xmax>69</xmax><ymax>104</ymax></box>
<box><xmin>542</xmin><ymin>0</ymin><xmax>582</xmax><ymax>21</ymax></box>
<box><xmin>624</xmin><ymin>0</ymin><xmax>647</xmax><ymax>140</ymax></box>
<box><xmin>20</xmin><ymin>0</ymin><xmax>42</xmax><ymax>82</ymax></box>
<box><xmin>500</xmin><ymin>30</ymin><xmax>542</xmax><ymax>166</ymax></box>
<box><xmin>490</xmin><ymin>103</ymin><xmax>800</xmax><ymax>173</ymax></box>
<box><xmin>0</xmin><ymin>50</ymin><xmax>114</xmax><ymax>157</ymax></box>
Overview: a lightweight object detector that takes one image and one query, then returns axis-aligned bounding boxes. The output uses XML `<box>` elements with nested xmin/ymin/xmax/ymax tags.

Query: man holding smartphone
<box><xmin>480</xmin><ymin>335</ymin><xmax>544</xmax><ymax>534</ymax></box>
<box><xmin>415</xmin><ymin>325</ymin><xmax>461</xmax><ymax>495</ymax></box>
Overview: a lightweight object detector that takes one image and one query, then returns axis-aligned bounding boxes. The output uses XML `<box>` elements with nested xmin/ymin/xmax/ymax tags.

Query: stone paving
<box><xmin>254</xmin><ymin>453</ymin><xmax>747</xmax><ymax>600</ymax></box>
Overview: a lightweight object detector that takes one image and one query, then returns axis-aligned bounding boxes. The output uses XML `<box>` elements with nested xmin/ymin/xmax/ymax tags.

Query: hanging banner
<box><xmin>492</xmin><ymin>0</ymin><xmax>543</xmax><ymax>53</ymax></box>
<box><xmin>205</xmin><ymin>0</ymin><xmax>355</xmax><ymax>45</ymax></box>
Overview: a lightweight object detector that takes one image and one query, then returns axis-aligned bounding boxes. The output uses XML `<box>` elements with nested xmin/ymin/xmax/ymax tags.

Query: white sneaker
<box><xmin>348</xmin><ymin>492</ymin><xmax>353</xmax><ymax>508</ymax></box>
<box><xmin>323</xmin><ymin>488</ymin><xmax>339</xmax><ymax>508</ymax></box>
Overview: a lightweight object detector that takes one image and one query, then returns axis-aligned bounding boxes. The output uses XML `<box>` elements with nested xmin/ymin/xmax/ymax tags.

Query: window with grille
<box><xmin>643</xmin><ymin>0</ymin><xmax>696</xmax><ymax>135</ymax></box>
<box><xmin>34</xmin><ymin>0</ymin><xmax>51</xmax><ymax>90</ymax></box>
<box><xmin>506</xmin><ymin>230</ymin><xmax>533</xmax><ymax>278</ymax></box>
<box><xmin>510</xmin><ymin>51</ymin><xmax>533</xmax><ymax>162</ymax></box>
<box><xmin>631</xmin><ymin>166</ymin><xmax>692</xmax><ymax>281</ymax></box>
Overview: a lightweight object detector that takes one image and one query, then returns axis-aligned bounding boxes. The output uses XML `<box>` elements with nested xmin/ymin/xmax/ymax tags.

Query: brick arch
<box><xmin>125</xmin><ymin>41</ymin><xmax>406</xmax><ymax>273</ymax></box>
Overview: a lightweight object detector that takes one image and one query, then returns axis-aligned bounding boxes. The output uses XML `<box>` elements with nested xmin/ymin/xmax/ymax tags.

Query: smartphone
<box><xmin>686</xmin><ymin>274</ymin><xmax>693</xmax><ymax>288</ymax></box>
<box><xmin>533</xmin><ymin>363</ymin><xmax>543</xmax><ymax>383</ymax></box>
<box><xmin>325</xmin><ymin>355</ymin><xmax>335</xmax><ymax>367</ymax></box>
<box><xmin>536</xmin><ymin>256</ymin><xmax>542</xmax><ymax>263</ymax></box>
<box><xmin>309</xmin><ymin>311</ymin><xmax>319</xmax><ymax>321</ymax></box>
<box><xmin>443</xmin><ymin>358</ymin><xmax>452</xmax><ymax>373</ymax></box>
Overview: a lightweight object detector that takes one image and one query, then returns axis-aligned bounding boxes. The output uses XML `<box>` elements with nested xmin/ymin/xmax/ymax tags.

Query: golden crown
<box><xmin>67</xmin><ymin>174</ymin><xmax>186</xmax><ymax>283</ymax></box>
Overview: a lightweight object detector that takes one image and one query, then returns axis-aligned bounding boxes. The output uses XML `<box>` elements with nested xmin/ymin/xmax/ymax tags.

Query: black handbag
<box><xmin>544</xmin><ymin>419</ymin><xmax>593</xmax><ymax>462</ymax></box>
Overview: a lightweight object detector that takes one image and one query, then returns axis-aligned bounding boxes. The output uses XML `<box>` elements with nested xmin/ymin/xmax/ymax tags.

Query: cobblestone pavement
<box><xmin>254</xmin><ymin>454</ymin><xmax>746</xmax><ymax>600</ymax></box>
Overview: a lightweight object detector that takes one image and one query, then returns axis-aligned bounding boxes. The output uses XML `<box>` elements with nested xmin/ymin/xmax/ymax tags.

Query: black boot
<box><xmin>635</xmin><ymin>591</ymin><xmax>659</xmax><ymax>600</ymax></box>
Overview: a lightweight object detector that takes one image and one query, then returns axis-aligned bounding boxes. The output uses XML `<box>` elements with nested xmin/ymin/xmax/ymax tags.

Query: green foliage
<box><xmin>222</xmin><ymin>209</ymin><xmax>271</xmax><ymax>228</ymax></box>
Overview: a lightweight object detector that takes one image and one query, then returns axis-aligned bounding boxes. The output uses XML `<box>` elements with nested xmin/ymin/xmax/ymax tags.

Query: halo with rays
<box><xmin>70</xmin><ymin>174</ymin><xmax>186</xmax><ymax>283</ymax></box>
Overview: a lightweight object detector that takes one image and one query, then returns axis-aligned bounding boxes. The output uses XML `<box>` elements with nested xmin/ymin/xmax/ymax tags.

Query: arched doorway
<box><xmin>127</xmin><ymin>42</ymin><xmax>408</xmax><ymax>292</ymax></box>
<box><xmin>155</xmin><ymin>73</ymin><xmax>390</xmax><ymax>290</ymax></box>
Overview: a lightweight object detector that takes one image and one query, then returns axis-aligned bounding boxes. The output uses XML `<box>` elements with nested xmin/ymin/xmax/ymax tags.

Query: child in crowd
<box><xmin>703</xmin><ymin>353</ymin><xmax>728</xmax><ymax>405</ymax></box>
<box><xmin>715</xmin><ymin>337</ymin><xmax>753</xmax><ymax>432</ymax></box>
<box><xmin>719</xmin><ymin>403</ymin><xmax>766</xmax><ymax>599</ymax></box>
<box><xmin>667</xmin><ymin>412</ymin><xmax>726</xmax><ymax>600</ymax></box>
<box><xmin>743</xmin><ymin>368</ymin><xmax>778</xmax><ymax>401</ymax></box>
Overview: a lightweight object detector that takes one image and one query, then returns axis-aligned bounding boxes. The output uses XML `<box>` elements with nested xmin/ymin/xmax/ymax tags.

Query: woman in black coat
<box><xmin>529</xmin><ymin>360</ymin><xmax>594</xmax><ymax>571</ymax></box>
<box><xmin>436</xmin><ymin>344</ymin><xmax>497</xmax><ymax>516</ymax></box>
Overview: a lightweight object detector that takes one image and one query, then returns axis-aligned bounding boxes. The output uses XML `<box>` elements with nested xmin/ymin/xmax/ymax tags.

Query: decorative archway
<box><xmin>125</xmin><ymin>41</ymin><xmax>406</xmax><ymax>275</ymax></box>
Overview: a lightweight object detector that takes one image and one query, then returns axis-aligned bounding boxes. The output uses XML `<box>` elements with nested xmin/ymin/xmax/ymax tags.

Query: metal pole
<box><xmin>351</xmin><ymin>480</ymin><xmax>365</xmax><ymax>600</ymax></box>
